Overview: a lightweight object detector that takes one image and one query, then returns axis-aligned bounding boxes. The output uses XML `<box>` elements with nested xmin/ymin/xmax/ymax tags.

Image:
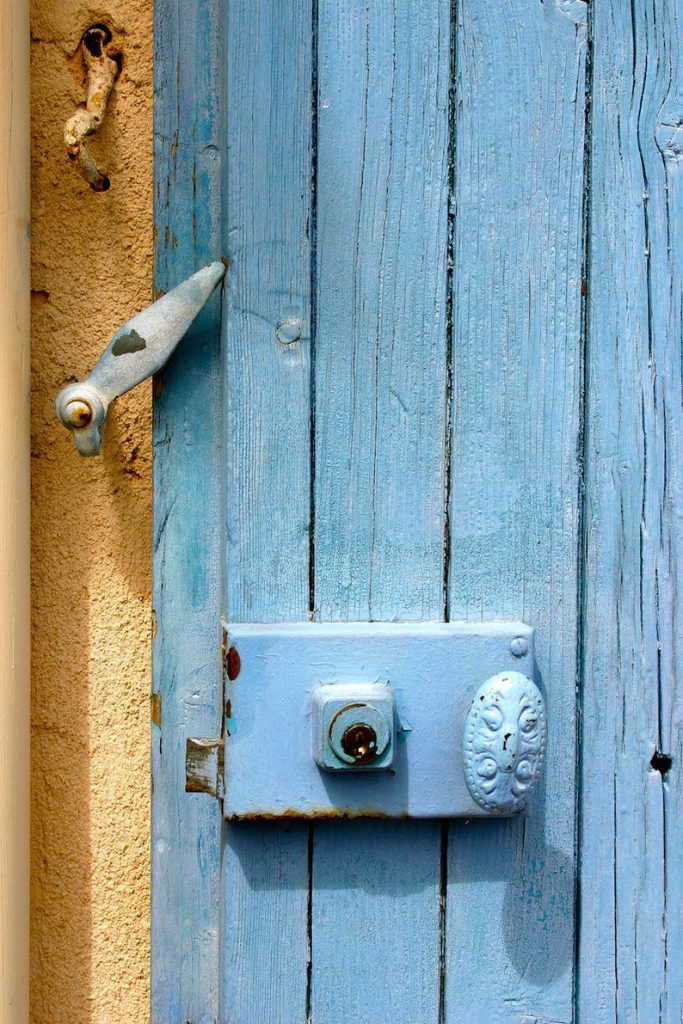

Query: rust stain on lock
<box><xmin>228</xmin><ymin>807</ymin><xmax>402</xmax><ymax>822</ymax></box>
<box><xmin>329</xmin><ymin>704</ymin><xmax>370</xmax><ymax>753</ymax></box>
<box><xmin>225</xmin><ymin>700</ymin><xmax>236</xmax><ymax>737</ymax></box>
<box><xmin>226</xmin><ymin>646</ymin><xmax>241</xmax><ymax>681</ymax></box>
<box><xmin>328</xmin><ymin>702</ymin><xmax>365</xmax><ymax>728</ymax></box>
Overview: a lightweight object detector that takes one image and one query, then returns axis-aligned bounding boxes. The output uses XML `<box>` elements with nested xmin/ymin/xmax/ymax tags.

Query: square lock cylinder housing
<box><xmin>313</xmin><ymin>683</ymin><xmax>396</xmax><ymax>771</ymax></box>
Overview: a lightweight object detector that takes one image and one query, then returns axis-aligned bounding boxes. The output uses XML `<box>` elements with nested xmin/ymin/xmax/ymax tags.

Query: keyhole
<box><xmin>341</xmin><ymin>722</ymin><xmax>378</xmax><ymax>764</ymax></box>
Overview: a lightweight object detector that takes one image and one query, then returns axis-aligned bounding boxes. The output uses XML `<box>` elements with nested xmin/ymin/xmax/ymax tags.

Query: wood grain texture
<box><xmin>445</xmin><ymin>2</ymin><xmax>587</xmax><ymax>1021</ymax></box>
<box><xmin>152</xmin><ymin>2</ymin><xmax>225</xmax><ymax>1021</ymax></box>
<box><xmin>311</xmin><ymin>2</ymin><xmax>450</xmax><ymax>1020</ymax></box>
<box><xmin>579</xmin><ymin>2</ymin><xmax>683</xmax><ymax>1021</ymax></box>
<box><xmin>313</xmin><ymin>0</ymin><xmax>451</xmax><ymax>623</ymax></box>
<box><xmin>311</xmin><ymin>821</ymin><xmax>443</xmax><ymax>1023</ymax></box>
<box><xmin>222</xmin><ymin>824</ymin><xmax>309</xmax><ymax>1024</ymax></box>
<box><xmin>152</xmin><ymin>1</ymin><xmax>683</xmax><ymax>1019</ymax></box>
<box><xmin>220</xmin><ymin>1</ymin><xmax>312</xmax><ymax>1019</ymax></box>
<box><xmin>223</xmin><ymin>0</ymin><xmax>312</xmax><ymax>623</ymax></box>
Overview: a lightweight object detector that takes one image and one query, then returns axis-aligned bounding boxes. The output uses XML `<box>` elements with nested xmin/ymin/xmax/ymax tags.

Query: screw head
<box><xmin>64</xmin><ymin>399</ymin><xmax>93</xmax><ymax>428</ymax></box>
<box><xmin>510</xmin><ymin>636</ymin><xmax>529</xmax><ymax>658</ymax></box>
<box><xmin>276</xmin><ymin>319</ymin><xmax>302</xmax><ymax>345</ymax></box>
<box><xmin>341</xmin><ymin>722</ymin><xmax>379</xmax><ymax>764</ymax></box>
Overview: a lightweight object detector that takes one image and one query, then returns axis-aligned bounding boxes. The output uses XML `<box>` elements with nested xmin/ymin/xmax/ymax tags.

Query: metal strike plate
<box><xmin>222</xmin><ymin>621</ymin><xmax>540</xmax><ymax>819</ymax></box>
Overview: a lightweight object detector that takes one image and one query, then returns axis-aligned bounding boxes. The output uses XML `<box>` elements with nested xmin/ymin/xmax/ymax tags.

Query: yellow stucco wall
<box><xmin>31</xmin><ymin>3</ymin><xmax>152</xmax><ymax>1021</ymax></box>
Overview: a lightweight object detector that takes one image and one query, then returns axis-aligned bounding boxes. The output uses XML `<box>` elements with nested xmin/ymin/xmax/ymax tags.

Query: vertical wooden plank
<box><xmin>221</xmin><ymin>1</ymin><xmax>312</xmax><ymax>1020</ymax></box>
<box><xmin>223</xmin><ymin>2</ymin><xmax>312</xmax><ymax>623</ymax></box>
<box><xmin>222</xmin><ymin>823</ymin><xmax>309</xmax><ymax>1024</ymax></box>
<box><xmin>579</xmin><ymin>2</ymin><xmax>683</xmax><ymax>1021</ymax></box>
<box><xmin>314</xmin><ymin>0</ymin><xmax>451</xmax><ymax>624</ymax></box>
<box><xmin>312</xmin><ymin>2</ymin><xmax>450</xmax><ymax>1021</ymax></box>
<box><xmin>152</xmin><ymin>2</ymin><xmax>225</xmax><ymax>1021</ymax></box>
<box><xmin>446</xmin><ymin>2</ymin><xmax>587</xmax><ymax>1022</ymax></box>
<box><xmin>312</xmin><ymin>820</ymin><xmax>445</xmax><ymax>1023</ymax></box>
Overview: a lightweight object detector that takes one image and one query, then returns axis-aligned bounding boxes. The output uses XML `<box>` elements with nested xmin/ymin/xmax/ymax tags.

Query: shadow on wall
<box><xmin>30</xmin><ymin>424</ymin><xmax>94</xmax><ymax>1020</ymax></box>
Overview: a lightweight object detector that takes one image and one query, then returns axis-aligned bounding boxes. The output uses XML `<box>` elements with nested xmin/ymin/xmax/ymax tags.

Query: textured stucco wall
<box><xmin>31</xmin><ymin>3</ymin><xmax>152</xmax><ymax>1021</ymax></box>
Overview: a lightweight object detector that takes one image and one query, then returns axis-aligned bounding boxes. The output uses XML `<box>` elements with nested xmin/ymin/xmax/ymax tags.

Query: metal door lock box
<box><xmin>313</xmin><ymin>683</ymin><xmax>395</xmax><ymax>771</ymax></box>
<box><xmin>221</xmin><ymin>621</ymin><xmax>545</xmax><ymax>820</ymax></box>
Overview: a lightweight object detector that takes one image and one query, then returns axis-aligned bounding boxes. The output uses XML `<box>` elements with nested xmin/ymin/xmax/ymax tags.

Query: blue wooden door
<box><xmin>152</xmin><ymin>2</ymin><xmax>682</xmax><ymax>1022</ymax></box>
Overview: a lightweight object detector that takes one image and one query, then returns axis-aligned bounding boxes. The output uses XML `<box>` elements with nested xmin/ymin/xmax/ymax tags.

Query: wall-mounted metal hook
<box><xmin>55</xmin><ymin>262</ymin><xmax>226</xmax><ymax>456</ymax></box>
<box><xmin>64</xmin><ymin>24</ymin><xmax>121</xmax><ymax>191</ymax></box>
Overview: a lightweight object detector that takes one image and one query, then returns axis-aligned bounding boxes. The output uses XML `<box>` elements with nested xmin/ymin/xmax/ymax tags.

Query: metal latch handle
<box><xmin>55</xmin><ymin>261</ymin><xmax>226</xmax><ymax>456</ymax></box>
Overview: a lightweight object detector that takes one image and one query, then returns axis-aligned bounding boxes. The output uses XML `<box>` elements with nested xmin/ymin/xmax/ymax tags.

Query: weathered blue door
<box><xmin>152</xmin><ymin>2</ymin><xmax>682</xmax><ymax>1022</ymax></box>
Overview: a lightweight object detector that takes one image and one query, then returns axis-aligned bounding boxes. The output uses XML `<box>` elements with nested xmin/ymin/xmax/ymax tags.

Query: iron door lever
<box><xmin>55</xmin><ymin>261</ymin><xmax>226</xmax><ymax>456</ymax></box>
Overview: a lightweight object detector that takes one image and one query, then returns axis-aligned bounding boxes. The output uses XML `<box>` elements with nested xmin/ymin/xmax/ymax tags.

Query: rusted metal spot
<box><xmin>150</xmin><ymin>692</ymin><xmax>162</xmax><ymax>727</ymax></box>
<box><xmin>111</xmin><ymin>329</ymin><xmax>146</xmax><ymax>356</ymax></box>
<box><xmin>186</xmin><ymin>738</ymin><xmax>224</xmax><ymax>797</ymax></box>
<box><xmin>226</xmin><ymin>645</ymin><xmax>241</xmax><ymax>681</ymax></box>
<box><xmin>225</xmin><ymin>699</ymin><xmax>236</xmax><ymax>737</ymax></box>
<box><xmin>64</xmin><ymin>24</ymin><xmax>122</xmax><ymax>191</ymax></box>
<box><xmin>63</xmin><ymin>398</ymin><xmax>93</xmax><ymax>427</ymax></box>
<box><xmin>227</xmin><ymin>807</ymin><xmax>408</xmax><ymax>821</ymax></box>
<box><xmin>328</xmin><ymin>702</ymin><xmax>365</xmax><ymax>734</ymax></box>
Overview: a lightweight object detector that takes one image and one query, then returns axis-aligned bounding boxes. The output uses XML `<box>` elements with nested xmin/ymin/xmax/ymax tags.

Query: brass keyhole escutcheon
<box><xmin>341</xmin><ymin>722</ymin><xmax>379</xmax><ymax>764</ymax></box>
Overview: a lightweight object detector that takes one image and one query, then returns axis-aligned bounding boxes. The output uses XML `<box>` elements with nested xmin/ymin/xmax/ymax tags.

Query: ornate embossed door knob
<box><xmin>464</xmin><ymin>671</ymin><xmax>546</xmax><ymax>814</ymax></box>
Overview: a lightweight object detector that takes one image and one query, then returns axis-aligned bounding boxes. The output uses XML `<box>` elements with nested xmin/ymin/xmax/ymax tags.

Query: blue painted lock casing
<box><xmin>313</xmin><ymin>682</ymin><xmax>395</xmax><ymax>771</ymax></box>
<box><xmin>222</xmin><ymin>621</ymin><xmax>539</xmax><ymax>819</ymax></box>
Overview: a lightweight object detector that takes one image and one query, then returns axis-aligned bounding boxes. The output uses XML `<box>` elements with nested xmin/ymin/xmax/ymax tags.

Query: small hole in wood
<box><xmin>650</xmin><ymin>750</ymin><xmax>672</xmax><ymax>776</ymax></box>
